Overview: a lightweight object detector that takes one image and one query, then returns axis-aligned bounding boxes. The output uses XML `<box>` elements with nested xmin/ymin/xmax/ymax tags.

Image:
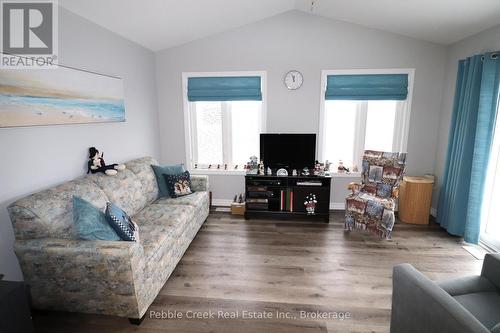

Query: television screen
<box><xmin>260</xmin><ymin>133</ymin><xmax>316</xmax><ymax>170</ymax></box>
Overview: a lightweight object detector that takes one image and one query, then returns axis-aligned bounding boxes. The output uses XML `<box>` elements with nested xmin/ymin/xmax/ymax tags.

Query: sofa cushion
<box><xmin>453</xmin><ymin>291</ymin><xmax>500</xmax><ymax>330</ymax></box>
<box><xmin>482</xmin><ymin>254</ymin><xmax>500</xmax><ymax>290</ymax></box>
<box><xmin>155</xmin><ymin>191</ymin><xmax>209</xmax><ymax>209</ymax></box>
<box><xmin>105</xmin><ymin>202</ymin><xmax>139</xmax><ymax>242</ymax></box>
<box><xmin>73</xmin><ymin>196</ymin><xmax>120</xmax><ymax>241</ymax></box>
<box><xmin>151</xmin><ymin>164</ymin><xmax>185</xmax><ymax>198</ymax></box>
<box><xmin>88</xmin><ymin>169</ymin><xmax>148</xmax><ymax>217</ymax></box>
<box><xmin>132</xmin><ymin>203</ymin><xmax>195</xmax><ymax>259</ymax></box>
<box><xmin>8</xmin><ymin>178</ymin><xmax>109</xmax><ymax>239</ymax></box>
<box><xmin>438</xmin><ymin>276</ymin><xmax>498</xmax><ymax>296</ymax></box>
<box><xmin>163</xmin><ymin>171</ymin><xmax>193</xmax><ymax>198</ymax></box>
<box><xmin>125</xmin><ymin>157</ymin><xmax>159</xmax><ymax>204</ymax></box>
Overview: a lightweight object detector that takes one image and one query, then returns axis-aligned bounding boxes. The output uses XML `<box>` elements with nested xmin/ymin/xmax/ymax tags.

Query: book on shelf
<box><xmin>247</xmin><ymin>203</ymin><xmax>268</xmax><ymax>210</ymax></box>
<box><xmin>296</xmin><ymin>181</ymin><xmax>322</xmax><ymax>186</ymax></box>
<box><xmin>281</xmin><ymin>189</ymin><xmax>294</xmax><ymax>212</ymax></box>
<box><xmin>248</xmin><ymin>191</ymin><xmax>274</xmax><ymax>198</ymax></box>
<box><xmin>247</xmin><ymin>186</ymin><xmax>267</xmax><ymax>192</ymax></box>
<box><xmin>286</xmin><ymin>189</ymin><xmax>290</xmax><ymax>211</ymax></box>
<box><xmin>247</xmin><ymin>198</ymin><xmax>268</xmax><ymax>204</ymax></box>
<box><xmin>280</xmin><ymin>190</ymin><xmax>284</xmax><ymax>211</ymax></box>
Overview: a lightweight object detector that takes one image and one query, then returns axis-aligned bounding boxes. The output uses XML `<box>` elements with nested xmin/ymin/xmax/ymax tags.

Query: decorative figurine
<box><xmin>292</xmin><ymin>169</ymin><xmax>298</xmax><ymax>176</ymax></box>
<box><xmin>338</xmin><ymin>160</ymin><xmax>350</xmax><ymax>173</ymax></box>
<box><xmin>194</xmin><ymin>163</ymin><xmax>198</xmax><ymax>169</ymax></box>
<box><xmin>224</xmin><ymin>164</ymin><xmax>228</xmax><ymax>170</ymax></box>
<box><xmin>246</xmin><ymin>156</ymin><xmax>259</xmax><ymax>174</ymax></box>
<box><xmin>313</xmin><ymin>160</ymin><xmax>325</xmax><ymax>176</ymax></box>
<box><xmin>276</xmin><ymin>168</ymin><xmax>288</xmax><ymax>176</ymax></box>
<box><xmin>258</xmin><ymin>160</ymin><xmax>265</xmax><ymax>175</ymax></box>
<box><xmin>87</xmin><ymin>147</ymin><xmax>126</xmax><ymax>176</ymax></box>
<box><xmin>302</xmin><ymin>167</ymin><xmax>310</xmax><ymax>176</ymax></box>
<box><xmin>324</xmin><ymin>160</ymin><xmax>330</xmax><ymax>172</ymax></box>
<box><xmin>314</xmin><ymin>160</ymin><xmax>320</xmax><ymax>175</ymax></box>
<box><xmin>352</xmin><ymin>165</ymin><xmax>359</xmax><ymax>173</ymax></box>
<box><xmin>208</xmin><ymin>164</ymin><xmax>212</xmax><ymax>169</ymax></box>
<box><xmin>238</xmin><ymin>193</ymin><xmax>244</xmax><ymax>203</ymax></box>
<box><xmin>266</xmin><ymin>167</ymin><xmax>272</xmax><ymax>175</ymax></box>
<box><xmin>304</xmin><ymin>193</ymin><xmax>317</xmax><ymax>215</ymax></box>
<box><xmin>233</xmin><ymin>194</ymin><xmax>238</xmax><ymax>203</ymax></box>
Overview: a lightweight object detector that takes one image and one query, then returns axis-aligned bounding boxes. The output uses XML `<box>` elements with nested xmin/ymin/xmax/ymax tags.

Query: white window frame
<box><xmin>480</xmin><ymin>106</ymin><xmax>500</xmax><ymax>251</ymax></box>
<box><xmin>318</xmin><ymin>68</ymin><xmax>415</xmax><ymax>170</ymax></box>
<box><xmin>182</xmin><ymin>71</ymin><xmax>267</xmax><ymax>175</ymax></box>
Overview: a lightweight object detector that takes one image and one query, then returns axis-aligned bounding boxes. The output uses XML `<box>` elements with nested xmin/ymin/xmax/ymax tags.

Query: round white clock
<box><xmin>284</xmin><ymin>70</ymin><xmax>303</xmax><ymax>90</ymax></box>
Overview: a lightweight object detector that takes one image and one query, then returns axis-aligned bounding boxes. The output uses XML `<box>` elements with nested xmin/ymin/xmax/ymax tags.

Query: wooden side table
<box><xmin>398</xmin><ymin>176</ymin><xmax>434</xmax><ymax>225</ymax></box>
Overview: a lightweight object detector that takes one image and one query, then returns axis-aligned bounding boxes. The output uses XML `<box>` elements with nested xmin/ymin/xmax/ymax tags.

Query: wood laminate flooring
<box><xmin>33</xmin><ymin>211</ymin><xmax>482</xmax><ymax>333</ymax></box>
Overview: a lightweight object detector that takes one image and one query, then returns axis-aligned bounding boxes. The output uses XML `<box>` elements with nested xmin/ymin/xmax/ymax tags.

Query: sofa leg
<box><xmin>129</xmin><ymin>314</ymin><xmax>146</xmax><ymax>325</ymax></box>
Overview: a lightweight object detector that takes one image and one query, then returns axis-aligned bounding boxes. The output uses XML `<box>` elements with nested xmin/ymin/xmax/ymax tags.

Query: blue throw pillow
<box><xmin>151</xmin><ymin>164</ymin><xmax>185</xmax><ymax>198</ymax></box>
<box><xmin>105</xmin><ymin>202</ymin><xmax>139</xmax><ymax>242</ymax></box>
<box><xmin>72</xmin><ymin>196</ymin><xmax>120</xmax><ymax>241</ymax></box>
<box><xmin>163</xmin><ymin>171</ymin><xmax>194</xmax><ymax>198</ymax></box>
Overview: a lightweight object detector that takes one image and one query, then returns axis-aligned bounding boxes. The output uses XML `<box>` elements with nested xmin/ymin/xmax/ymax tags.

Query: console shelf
<box><xmin>244</xmin><ymin>174</ymin><xmax>331</xmax><ymax>222</ymax></box>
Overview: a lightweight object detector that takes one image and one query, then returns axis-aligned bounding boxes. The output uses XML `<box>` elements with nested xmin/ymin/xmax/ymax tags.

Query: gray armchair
<box><xmin>391</xmin><ymin>253</ymin><xmax>500</xmax><ymax>333</ymax></box>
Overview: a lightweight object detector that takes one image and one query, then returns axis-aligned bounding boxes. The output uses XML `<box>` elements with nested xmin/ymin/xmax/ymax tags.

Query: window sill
<box><xmin>330</xmin><ymin>172</ymin><xmax>361</xmax><ymax>178</ymax></box>
<box><xmin>189</xmin><ymin>169</ymin><xmax>246</xmax><ymax>176</ymax></box>
<box><xmin>189</xmin><ymin>169</ymin><xmax>361</xmax><ymax>178</ymax></box>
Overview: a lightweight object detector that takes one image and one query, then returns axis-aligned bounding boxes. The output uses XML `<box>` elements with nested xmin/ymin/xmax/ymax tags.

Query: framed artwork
<box><xmin>0</xmin><ymin>58</ymin><xmax>125</xmax><ymax>128</ymax></box>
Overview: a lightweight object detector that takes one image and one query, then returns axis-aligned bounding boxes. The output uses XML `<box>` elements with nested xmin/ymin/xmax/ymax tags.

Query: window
<box><xmin>319</xmin><ymin>70</ymin><xmax>413</xmax><ymax>171</ymax></box>
<box><xmin>183</xmin><ymin>72</ymin><xmax>266</xmax><ymax>171</ymax></box>
<box><xmin>481</xmin><ymin>101</ymin><xmax>500</xmax><ymax>251</ymax></box>
<box><xmin>190</xmin><ymin>100</ymin><xmax>262</xmax><ymax>166</ymax></box>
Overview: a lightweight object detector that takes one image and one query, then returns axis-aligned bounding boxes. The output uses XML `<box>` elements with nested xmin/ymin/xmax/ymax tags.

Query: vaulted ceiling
<box><xmin>60</xmin><ymin>0</ymin><xmax>500</xmax><ymax>51</ymax></box>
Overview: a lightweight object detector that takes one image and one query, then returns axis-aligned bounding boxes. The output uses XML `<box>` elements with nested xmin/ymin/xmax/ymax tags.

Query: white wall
<box><xmin>433</xmin><ymin>24</ymin><xmax>500</xmax><ymax>209</ymax></box>
<box><xmin>155</xmin><ymin>10</ymin><xmax>447</xmax><ymax>205</ymax></box>
<box><xmin>0</xmin><ymin>8</ymin><xmax>160</xmax><ymax>280</ymax></box>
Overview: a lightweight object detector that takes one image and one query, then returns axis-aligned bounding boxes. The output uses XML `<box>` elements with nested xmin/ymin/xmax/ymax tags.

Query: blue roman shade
<box><xmin>187</xmin><ymin>76</ymin><xmax>262</xmax><ymax>101</ymax></box>
<box><xmin>325</xmin><ymin>74</ymin><xmax>408</xmax><ymax>100</ymax></box>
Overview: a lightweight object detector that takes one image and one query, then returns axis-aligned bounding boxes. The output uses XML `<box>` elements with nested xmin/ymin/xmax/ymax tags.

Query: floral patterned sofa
<box><xmin>7</xmin><ymin>157</ymin><xmax>209</xmax><ymax>320</ymax></box>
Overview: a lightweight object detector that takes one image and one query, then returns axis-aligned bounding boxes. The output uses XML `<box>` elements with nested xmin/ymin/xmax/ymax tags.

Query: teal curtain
<box><xmin>187</xmin><ymin>76</ymin><xmax>262</xmax><ymax>101</ymax></box>
<box><xmin>325</xmin><ymin>74</ymin><xmax>408</xmax><ymax>100</ymax></box>
<box><xmin>465</xmin><ymin>53</ymin><xmax>500</xmax><ymax>243</ymax></box>
<box><xmin>438</xmin><ymin>52</ymin><xmax>500</xmax><ymax>244</ymax></box>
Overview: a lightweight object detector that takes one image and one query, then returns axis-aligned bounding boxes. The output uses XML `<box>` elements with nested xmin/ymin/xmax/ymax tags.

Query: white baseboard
<box><xmin>212</xmin><ymin>200</ymin><xmax>346</xmax><ymax>209</ymax></box>
<box><xmin>212</xmin><ymin>200</ymin><xmax>439</xmax><ymax>217</ymax></box>
<box><xmin>212</xmin><ymin>199</ymin><xmax>234</xmax><ymax>207</ymax></box>
<box><xmin>330</xmin><ymin>202</ymin><xmax>345</xmax><ymax>210</ymax></box>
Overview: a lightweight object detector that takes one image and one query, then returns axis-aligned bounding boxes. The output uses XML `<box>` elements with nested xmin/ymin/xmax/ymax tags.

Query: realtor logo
<box><xmin>1</xmin><ymin>0</ymin><xmax>58</xmax><ymax>68</ymax></box>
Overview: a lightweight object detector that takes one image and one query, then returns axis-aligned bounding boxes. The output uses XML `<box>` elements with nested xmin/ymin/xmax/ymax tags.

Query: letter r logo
<box><xmin>2</xmin><ymin>1</ymin><xmax>53</xmax><ymax>54</ymax></box>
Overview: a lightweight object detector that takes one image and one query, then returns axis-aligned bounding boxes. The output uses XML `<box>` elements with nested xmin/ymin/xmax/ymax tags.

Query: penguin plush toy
<box><xmin>87</xmin><ymin>147</ymin><xmax>126</xmax><ymax>176</ymax></box>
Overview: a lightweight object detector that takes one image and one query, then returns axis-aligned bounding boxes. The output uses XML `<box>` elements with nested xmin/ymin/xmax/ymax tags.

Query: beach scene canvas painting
<box><xmin>0</xmin><ymin>65</ymin><xmax>125</xmax><ymax>128</ymax></box>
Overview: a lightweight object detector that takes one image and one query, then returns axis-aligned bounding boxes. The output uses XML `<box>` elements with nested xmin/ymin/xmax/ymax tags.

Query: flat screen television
<box><xmin>260</xmin><ymin>133</ymin><xmax>316</xmax><ymax>170</ymax></box>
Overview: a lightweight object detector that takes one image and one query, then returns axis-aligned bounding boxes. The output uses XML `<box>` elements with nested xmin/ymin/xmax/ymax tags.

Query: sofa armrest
<box><xmin>481</xmin><ymin>253</ymin><xmax>500</xmax><ymax>289</ymax></box>
<box><xmin>191</xmin><ymin>175</ymin><xmax>209</xmax><ymax>192</ymax></box>
<box><xmin>391</xmin><ymin>264</ymin><xmax>489</xmax><ymax>333</ymax></box>
<box><xmin>438</xmin><ymin>276</ymin><xmax>497</xmax><ymax>296</ymax></box>
<box><xmin>15</xmin><ymin>238</ymin><xmax>145</xmax><ymax>318</ymax></box>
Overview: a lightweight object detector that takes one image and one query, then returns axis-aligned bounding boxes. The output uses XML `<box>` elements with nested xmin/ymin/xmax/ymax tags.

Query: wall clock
<box><xmin>284</xmin><ymin>70</ymin><xmax>303</xmax><ymax>90</ymax></box>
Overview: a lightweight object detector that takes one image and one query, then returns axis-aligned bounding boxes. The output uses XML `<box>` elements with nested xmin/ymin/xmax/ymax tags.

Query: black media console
<box><xmin>244</xmin><ymin>174</ymin><xmax>332</xmax><ymax>222</ymax></box>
